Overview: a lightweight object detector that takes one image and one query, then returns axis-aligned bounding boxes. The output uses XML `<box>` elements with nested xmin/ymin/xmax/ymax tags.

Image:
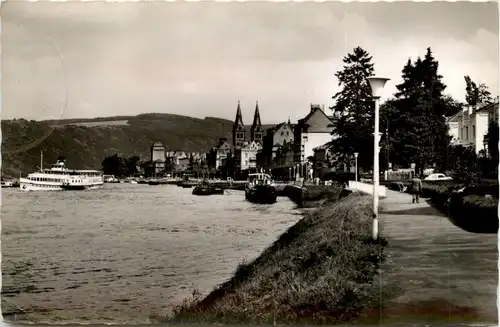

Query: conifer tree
<box><xmin>329</xmin><ymin>47</ymin><xmax>375</xmax><ymax>171</ymax></box>
<box><xmin>389</xmin><ymin>48</ymin><xmax>452</xmax><ymax>175</ymax></box>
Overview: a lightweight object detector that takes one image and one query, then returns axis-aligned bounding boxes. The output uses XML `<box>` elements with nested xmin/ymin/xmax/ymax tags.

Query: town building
<box><xmin>232</xmin><ymin>101</ymin><xmax>246</xmax><ymax>148</ymax></box>
<box><xmin>293</xmin><ymin>104</ymin><xmax>334</xmax><ymax>177</ymax></box>
<box><xmin>262</xmin><ymin>119</ymin><xmax>294</xmax><ymax>168</ymax></box>
<box><xmin>207</xmin><ymin>138</ymin><xmax>233</xmax><ymax>171</ymax></box>
<box><xmin>238</xmin><ymin>140</ymin><xmax>263</xmax><ymax>170</ymax></box>
<box><xmin>446</xmin><ymin>98</ymin><xmax>499</xmax><ymax>154</ymax></box>
<box><xmin>208</xmin><ymin>101</ymin><xmax>265</xmax><ymax>177</ymax></box>
<box><xmin>233</xmin><ymin>102</ymin><xmax>264</xmax><ymax>172</ymax></box>
<box><xmin>150</xmin><ymin>141</ymin><xmax>166</xmax><ymax>174</ymax></box>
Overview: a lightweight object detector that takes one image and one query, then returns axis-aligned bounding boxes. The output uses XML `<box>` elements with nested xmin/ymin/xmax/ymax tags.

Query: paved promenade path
<box><xmin>375</xmin><ymin>189</ymin><xmax>498</xmax><ymax>325</ymax></box>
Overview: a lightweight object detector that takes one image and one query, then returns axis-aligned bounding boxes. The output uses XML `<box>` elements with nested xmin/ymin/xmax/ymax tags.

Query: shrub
<box><xmin>420</xmin><ymin>183</ymin><xmax>459</xmax><ymax>210</ymax></box>
<box><xmin>321</xmin><ymin>171</ymin><xmax>355</xmax><ymax>184</ymax></box>
<box><xmin>448</xmin><ymin>194</ymin><xmax>498</xmax><ymax>233</ymax></box>
<box><xmin>283</xmin><ymin>185</ymin><xmax>349</xmax><ymax>208</ymax></box>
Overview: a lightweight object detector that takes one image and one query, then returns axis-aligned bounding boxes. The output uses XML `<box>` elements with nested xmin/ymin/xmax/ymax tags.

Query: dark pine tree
<box><xmin>390</xmin><ymin>47</ymin><xmax>452</xmax><ymax>176</ymax></box>
<box><xmin>329</xmin><ymin>46</ymin><xmax>376</xmax><ymax>171</ymax></box>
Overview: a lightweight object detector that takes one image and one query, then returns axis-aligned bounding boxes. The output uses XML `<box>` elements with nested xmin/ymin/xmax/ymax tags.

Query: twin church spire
<box><xmin>232</xmin><ymin>101</ymin><xmax>263</xmax><ymax>148</ymax></box>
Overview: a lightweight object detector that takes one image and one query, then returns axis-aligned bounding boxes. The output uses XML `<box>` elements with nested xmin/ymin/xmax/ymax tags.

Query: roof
<box><xmin>151</xmin><ymin>141</ymin><xmax>164</xmax><ymax>147</ymax></box>
<box><xmin>251</xmin><ymin>102</ymin><xmax>262</xmax><ymax>128</ymax></box>
<box><xmin>313</xmin><ymin>142</ymin><xmax>331</xmax><ymax>152</ymax></box>
<box><xmin>268</xmin><ymin>121</ymin><xmax>294</xmax><ymax>135</ymax></box>
<box><xmin>446</xmin><ymin>111</ymin><xmax>461</xmax><ymax>123</ymax></box>
<box><xmin>296</xmin><ymin>106</ymin><xmax>333</xmax><ymax>128</ymax></box>
<box><xmin>476</xmin><ymin>101</ymin><xmax>499</xmax><ymax>114</ymax></box>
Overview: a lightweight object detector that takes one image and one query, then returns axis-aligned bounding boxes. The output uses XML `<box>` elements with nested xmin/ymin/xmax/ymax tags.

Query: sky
<box><xmin>2</xmin><ymin>1</ymin><xmax>499</xmax><ymax>123</ymax></box>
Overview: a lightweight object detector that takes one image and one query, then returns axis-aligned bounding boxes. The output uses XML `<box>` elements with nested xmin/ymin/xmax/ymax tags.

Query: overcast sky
<box><xmin>2</xmin><ymin>1</ymin><xmax>498</xmax><ymax>123</ymax></box>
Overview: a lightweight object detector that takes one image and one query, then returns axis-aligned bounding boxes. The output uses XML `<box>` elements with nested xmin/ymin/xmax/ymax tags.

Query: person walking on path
<box><xmin>411</xmin><ymin>175</ymin><xmax>423</xmax><ymax>203</ymax></box>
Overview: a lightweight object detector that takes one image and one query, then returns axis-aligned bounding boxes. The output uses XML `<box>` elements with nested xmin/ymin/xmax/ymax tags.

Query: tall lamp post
<box><xmin>367</xmin><ymin>76</ymin><xmax>390</xmax><ymax>241</ymax></box>
<box><xmin>354</xmin><ymin>152</ymin><xmax>359</xmax><ymax>182</ymax></box>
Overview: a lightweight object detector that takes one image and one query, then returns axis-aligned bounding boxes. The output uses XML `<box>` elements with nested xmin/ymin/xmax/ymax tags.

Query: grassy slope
<box><xmin>1</xmin><ymin>114</ymin><xmax>276</xmax><ymax>178</ymax></box>
<box><xmin>170</xmin><ymin>193</ymin><xmax>387</xmax><ymax>325</ymax></box>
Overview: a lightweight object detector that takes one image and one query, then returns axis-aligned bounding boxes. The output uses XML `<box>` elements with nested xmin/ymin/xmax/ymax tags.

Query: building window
<box><xmin>473</xmin><ymin>125</ymin><xmax>476</xmax><ymax>138</ymax></box>
<box><xmin>465</xmin><ymin>127</ymin><xmax>468</xmax><ymax>139</ymax></box>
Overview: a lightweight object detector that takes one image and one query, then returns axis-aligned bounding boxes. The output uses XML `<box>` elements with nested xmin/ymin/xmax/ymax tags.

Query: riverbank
<box><xmin>169</xmin><ymin>190</ymin><xmax>388</xmax><ymax>324</ymax></box>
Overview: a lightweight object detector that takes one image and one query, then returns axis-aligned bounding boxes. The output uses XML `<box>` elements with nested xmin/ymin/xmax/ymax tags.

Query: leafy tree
<box><xmin>447</xmin><ymin>145</ymin><xmax>482</xmax><ymax>185</ymax></box>
<box><xmin>165</xmin><ymin>157</ymin><xmax>175</xmax><ymax>173</ymax></box>
<box><xmin>442</xmin><ymin>95</ymin><xmax>464</xmax><ymax>117</ymax></box>
<box><xmin>329</xmin><ymin>46</ymin><xmax>376</xmax><ymax>171</ymax></box>
<box><xmin>486</xmin><ymin>119</ymin><xmax>499</xmax><ymax>164</ymax></box>
<box><xmin>187</xmin><ymin>155</ymin><xmax>195</xmax><ymax>172</ymax></box>
<box><xmin>125</xmin><ymin>156</ymin><xmax>140</xmax><ymax>175</ymax></box>
<box><xmin>387</xmin><ymin>48</ymin><xmax>452</xmax><ymax>176</ymax></box>
<box><xmin>102</xmin><ymin>154</ymin><xmax>127</xmax><ymax>177</ymax></box>
<box><xmin>464</xmin><ymin>75</ymin><xmax>492</xmax><ymax>106</ymax></box>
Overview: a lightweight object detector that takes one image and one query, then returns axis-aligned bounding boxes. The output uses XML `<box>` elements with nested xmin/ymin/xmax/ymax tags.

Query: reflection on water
<box><xmin>1</xmin><ymin>184</ymin><xmax>303</xmax><ymax>323</ymax></box>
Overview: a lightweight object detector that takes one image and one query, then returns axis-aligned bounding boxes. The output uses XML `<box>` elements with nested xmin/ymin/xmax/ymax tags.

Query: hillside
<box><xmin>1</xmin><ymin>114</ymin><xmax>278</xmax><ymax>178</ymax></box>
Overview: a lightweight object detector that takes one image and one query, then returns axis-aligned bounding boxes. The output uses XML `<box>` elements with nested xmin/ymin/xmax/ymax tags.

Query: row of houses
<box><xmin>205</xmin><ymin>101</ymin><xmax>336</xmax><ymax>179</ymax></box>
<box><xmin>150</xmin><ymin>141</ymin><xmax>207</xmax><ymax>174</ymax></box>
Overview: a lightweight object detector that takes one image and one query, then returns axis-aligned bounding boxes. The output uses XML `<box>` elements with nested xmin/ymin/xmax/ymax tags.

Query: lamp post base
<box><xmin>372</xmin><ymin>214</ymin><xmax>379</xmax><ymax>240</ymax></box>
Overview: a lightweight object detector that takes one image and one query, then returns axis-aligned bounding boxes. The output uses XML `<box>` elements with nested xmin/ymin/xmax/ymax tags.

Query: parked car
<box><xmin>424</xmin><ymin>173</ymin><xmax>453</xmax><ymax>181</ymax></box>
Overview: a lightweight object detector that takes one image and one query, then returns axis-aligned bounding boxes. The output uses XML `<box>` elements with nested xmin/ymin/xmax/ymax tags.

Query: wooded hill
<box><xmin>1</xmin><ymin>113</ymin><xmax>276</xmax><ymax>179</ymax></box>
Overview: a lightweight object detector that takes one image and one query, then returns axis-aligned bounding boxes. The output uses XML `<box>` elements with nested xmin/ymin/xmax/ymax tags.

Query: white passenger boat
<box><xmin>19</xmin><ymin>159</ymin><xmax>104</xmax><ymax>192</ymax></box>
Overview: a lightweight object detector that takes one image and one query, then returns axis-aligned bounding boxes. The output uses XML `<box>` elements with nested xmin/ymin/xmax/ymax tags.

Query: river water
<box><xmin>1</xmin><ymin>183</ymin><xmax>303</xmax><ymax>324</ymax></box>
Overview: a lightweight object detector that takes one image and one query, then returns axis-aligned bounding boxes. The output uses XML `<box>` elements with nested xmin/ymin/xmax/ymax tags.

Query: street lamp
<box><xmin>367</xmin><ymin>76</ymin><xmax>390</xmax><ymax>241</ymax></box>
<box><xmin>483</xmin><ymin>135</ymin><xmax>489</xmax><ymax>157</ymax></box>
<box><xmin>354</xmin><ymin>152</ymin><xmax>359</xmax><ymax>182</ymax></box>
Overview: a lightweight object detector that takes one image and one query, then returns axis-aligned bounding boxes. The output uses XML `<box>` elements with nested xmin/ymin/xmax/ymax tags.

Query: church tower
<box><xmin>250</xmin><ymin>101</ymin><xmax>264</xmax><ymax>143</ymax></box>
<box><xmin>232</xmin><ymin>101</ymin><xmax>246</xmax><ymax>148</ymax></box>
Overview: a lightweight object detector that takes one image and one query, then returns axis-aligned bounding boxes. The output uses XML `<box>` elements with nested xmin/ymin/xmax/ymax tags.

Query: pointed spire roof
<box><xmin>252</xmin><ymin>101</ymin><xmax>262</xmax><ymax>127</ymax></box>
<box><xmin>287</xmin><ymin>116</ymin><xmax>291</xmax><ymax>125</ymax></box>
<box><xmin>234</xmin><ymin>100</ymin><xmax>244</xmax><ymax>126</ymax></box>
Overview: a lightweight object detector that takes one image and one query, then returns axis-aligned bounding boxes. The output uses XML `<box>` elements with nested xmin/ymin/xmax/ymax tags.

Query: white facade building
<box><xmin>447</xmin><ymin>98</ymin><xmax>499</xmax><ymax>154</ymax></box>
<box><xmin>294</xmin><ymin>104</ymin><xmax>334</xmax><ymax>164</ymax></box>
<box><xmin>239</xmin><ymin>140</ymin><xmax>263</xmax><ymax>170</ymax></box>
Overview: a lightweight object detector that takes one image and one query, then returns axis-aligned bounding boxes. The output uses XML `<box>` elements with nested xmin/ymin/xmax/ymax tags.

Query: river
<box><xmin>1</xmin><ymin>183</ymin><xmax>303</xmax><ymax>324</ymax></box>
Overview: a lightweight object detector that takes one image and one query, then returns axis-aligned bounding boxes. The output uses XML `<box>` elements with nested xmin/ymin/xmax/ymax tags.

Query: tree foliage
<box><xmin>446</xmin><ymin>145</ymin><xmax>482</xmax><ymax>186</ymax></box>
<box><xmin>442</xmin><ymin>95</ymin><xmax>464</xmax><ymax>117</ymax></box>
<box><xmin>384</xmin><ymin>48</ymin><xmax>453</xmax><ymax>175</ymax></box>
<box><xmin>101</xmin><ymin>154</ymin><xmax>142</xmax><ymax>177</ymax></box>
<box><xmin>464</xmin><ymin>75</ymin><xmax>492</xmax><ymax>106</ymax></box>
<box><xmin>329</xmin><ymin>46</ymin><xmax>375</xmax><ymax>171</ymax></box>
<box><xmin>486</xmin><ymin>119</ymin><xmax>499</xmax><ymax>165</ymax></box>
